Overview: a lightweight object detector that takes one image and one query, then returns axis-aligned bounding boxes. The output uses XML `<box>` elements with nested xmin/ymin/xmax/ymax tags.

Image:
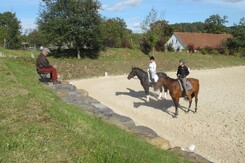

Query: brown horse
<box><xmin>154</xmin><ymin>76</ymin><xmax>199</xmax><ymax>117</ymax></box>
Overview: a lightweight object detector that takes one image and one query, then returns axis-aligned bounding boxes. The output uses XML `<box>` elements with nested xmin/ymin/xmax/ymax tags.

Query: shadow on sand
<box><xmin>115</xmin><ymin>88</ymin><xmax>189</xmax><ymax>117</ymax></box>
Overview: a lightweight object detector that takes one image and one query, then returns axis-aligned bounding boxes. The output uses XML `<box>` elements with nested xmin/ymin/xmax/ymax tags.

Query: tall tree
<box><xmin>226</xmin><ymin>17</ymin><xmax>245</xmax><ymax>55</ymax></box>
<box><xmin>172</xmin><ymin>22</ymin><xmax>205</xmax><ymax>33</ymax></box>
<box><xmin>26</xmin><ymin>29</ymin><xmax>47</xmax><ymax>48</ymax></box>
<box><xmin>140</xmin><ymin>8</ymin><xmax>172</xmax><ymax>55</ymax></box>
<box><xmin>204</xmin><ymin>14</ymin><xmax>228</xmax><ymax>34</ymax></box>
<box><xmin>140</xmin><ymin>8</ymin><xmax>159</xmax><ymax>56</ymax></box>
<box><xmin>37</xmin><ymin>0</ymin><xmax>102</xmax><ymax>59</ymax></box>
<box><xmin>0</xmin><ymin>12</ymin><xmax>21</xmax><ymax>49</ymax></box>
<box><xmin>101</xmin><ymin>17</ymin><xmax>131</xmax><ymax>48</ymax></box>
<box><xmin>140</xmin><ymin>7</ymin><xmax>157</xmax><ymax>32</ymax></box>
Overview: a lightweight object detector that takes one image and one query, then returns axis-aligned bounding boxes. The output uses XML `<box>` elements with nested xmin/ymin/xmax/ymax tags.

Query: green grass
<box><xmin>0</xmin><ymin>51</ymin><xmax>186</xmax><ymax>162</ymax></box>
<box><xmin>0</xmin><ymin>47</ymin><xmax>244</xmax><ymax>162</ymax></box>
<box><xmin>52</xmin><ymin>48</ymin><xmax>245</xmax><ymax>80</ymax></box>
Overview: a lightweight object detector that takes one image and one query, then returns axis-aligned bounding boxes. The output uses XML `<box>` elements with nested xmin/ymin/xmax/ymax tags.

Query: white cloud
<box><xmin>102</xmin><ymin>0</ymin><xmax>142</xmax><ymax>12</ymax></box>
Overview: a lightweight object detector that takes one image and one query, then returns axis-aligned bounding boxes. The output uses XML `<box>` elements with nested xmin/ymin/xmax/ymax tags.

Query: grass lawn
<box><xmin>50</xmin><ymin>48</ymin><xmax>245</xmax><ymax>80</ymax></box>
<box><xmin>0</xmin><ymin>49</ymin><xmax>187</xmax><ymax>162</ymax></box>
<box><xmin>0</xmin><ymin>47</ymin><xmax>244</xmax><ymax>162</ymax></box>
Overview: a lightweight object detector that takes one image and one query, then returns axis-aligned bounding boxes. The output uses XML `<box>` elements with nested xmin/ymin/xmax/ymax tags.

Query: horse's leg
<box><xmin>172</xmin><ymin>97</ymin><xmax>179</xmax><ymax>118</ymax></box>
<box><xmin>164</xmin><ymin>87</ymin><xmax>168</xmax><ymax>99</ymax></box>
<box><xmin>158</xmin><ymin>87</ymin><xmax>163</xmax><ymax>100</ymax></box>
<box><xmin>194</xmin><ymin>93</ymin><xmax>198</xmax><ymax>113</ymax></box>
<box><xmin>187</xmin><ymin>95</ymin><xmax>192</xmax><ymax>113</ymax></box>
<box><xmin>142</xmin><ymin>83</ymin><xmax>150</xmax><ymax>102</ymax></box>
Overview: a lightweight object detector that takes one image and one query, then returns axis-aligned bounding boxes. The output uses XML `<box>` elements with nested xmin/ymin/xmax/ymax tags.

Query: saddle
<box><xmin>178</xmin><ymin>79</ymin><xmax>192</xmax><ymax>91</ymax></box>
<box><xmin>147</xmin><ymin>72</ymin><xmax>159</xmax><ymax>83</ymax></box>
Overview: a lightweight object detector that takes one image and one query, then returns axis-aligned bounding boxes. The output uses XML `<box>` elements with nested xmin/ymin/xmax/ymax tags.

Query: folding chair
<box><xmin>36</xmin><ymin>68</ymin><xmax>51</xmax><ymax>82</ymax></box>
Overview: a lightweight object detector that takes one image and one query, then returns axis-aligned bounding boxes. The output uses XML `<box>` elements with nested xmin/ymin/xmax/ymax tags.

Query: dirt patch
<box><xmin>70</xmin><ymin>66</ymin><xmax>245</xmax><ymax>163</ymax></box>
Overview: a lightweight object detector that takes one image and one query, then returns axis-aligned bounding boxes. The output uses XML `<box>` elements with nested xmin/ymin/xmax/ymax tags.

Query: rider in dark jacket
<box><xmin>177</xmin><ymin>59</ymin><xmax>189</xmax><ymax>97</ymax></box>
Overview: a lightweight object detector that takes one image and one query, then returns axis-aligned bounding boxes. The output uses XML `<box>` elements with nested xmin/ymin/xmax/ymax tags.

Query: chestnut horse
<box><xmin>127</xmin><ymin>67</ymin><xmax>168</xmax><ymax>102</ymax></box>
<box><xmin>154</xmin><ymin>76</ymin><xmax>199</xmax><ymax>117</ymax></box>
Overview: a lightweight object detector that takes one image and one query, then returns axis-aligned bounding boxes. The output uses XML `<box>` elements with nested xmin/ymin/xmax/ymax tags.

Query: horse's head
<box><xmin>127</xmin><ymin>67</ymin><xmax>137</xmax><ymax>80</ymax></box>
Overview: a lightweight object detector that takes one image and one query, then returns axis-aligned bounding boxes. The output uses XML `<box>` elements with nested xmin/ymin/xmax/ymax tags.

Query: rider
<box><xmin>177</xmin><ymin>59</ymin><xmax>189</xmax><ymax>97</ymax></box>
<box><xmin>148</xmin><ymin>56</ymin><xmax>157</xmax><ymax>85</ymax></box>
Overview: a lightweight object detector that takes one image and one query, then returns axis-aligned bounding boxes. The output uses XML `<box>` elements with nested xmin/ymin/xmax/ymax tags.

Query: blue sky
<box><xmin>1</xmin><ymin>0</ymin><xmax>244</xmax><ymax>33</ymax></box>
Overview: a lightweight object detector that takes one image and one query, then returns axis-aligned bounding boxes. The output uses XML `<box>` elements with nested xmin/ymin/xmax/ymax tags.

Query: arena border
<box><xmin>49</xmin><ymin>82</ymin><xmax>212</xmax><ymax>163</ymax></box>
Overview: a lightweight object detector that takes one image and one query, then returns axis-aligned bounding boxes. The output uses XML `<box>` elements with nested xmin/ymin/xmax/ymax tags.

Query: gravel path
<box><xmin>70</xmin><ymin>66</ymin><xmax>245</xmax><ymax>163</ymax></box>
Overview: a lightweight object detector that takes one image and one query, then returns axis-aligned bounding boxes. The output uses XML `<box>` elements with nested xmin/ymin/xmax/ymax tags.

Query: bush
<box><xmin>239</xmin><ymin>48</ymin><xmax>245</xmax><ymax>57</ymax></box>
<box><xmin>155</xmin><ymin>38</ymin><xmax>166</xmax><ymax>52</ymax></box>
<box><xmin>210</xmin><ymin>49</ymin><xmax>219</xmax><ymax>55</ymax></box>
<box><xmin>187</xmin><ymin>44</ymin><xmax>195</xmax><ymax>53</ymax></box>
<box><xmin>167</xmin><ymin>43</ymin><xmax>174</xmax><ymax>52</ymax></box>
<box><xmin>140</xmin><ymin>38</ymin><xmax>151</xmax><ymax>55</ymax></box>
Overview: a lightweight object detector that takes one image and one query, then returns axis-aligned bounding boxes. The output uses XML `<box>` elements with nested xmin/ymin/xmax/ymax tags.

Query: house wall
<box><xmin>166</xmin><ymin>34</ymin><xmax>185</xmax><ymax>52</ymax></box>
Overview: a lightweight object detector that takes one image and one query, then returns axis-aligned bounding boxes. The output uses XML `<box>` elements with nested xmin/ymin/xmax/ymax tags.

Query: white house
<box><xmin>166</xmin><ymin>32</ymin><xmax>233</xmax><ymax>52</ymax></box>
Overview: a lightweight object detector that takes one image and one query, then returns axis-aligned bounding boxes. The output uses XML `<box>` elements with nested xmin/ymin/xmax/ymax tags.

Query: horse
<box><xmin>127</xmin><ymin>67</ymin><xmax>168</xmax><ymax>102</ymax></box>
<box><xmin>154</xmin><ymin>75</ymin><xmax>199</xmax><ymax>118</ymax></box>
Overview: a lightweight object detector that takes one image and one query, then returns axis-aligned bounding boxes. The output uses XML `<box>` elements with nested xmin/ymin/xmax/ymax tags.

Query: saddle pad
<box><xmin>147</xmin><ymin>72</ymin><xmax>159</xmax><ymax>82</ymax></box>
<box><xmin>178</xmin><ymin>79</ymin><xmax>193</xmax><ymax>91</ymax></box>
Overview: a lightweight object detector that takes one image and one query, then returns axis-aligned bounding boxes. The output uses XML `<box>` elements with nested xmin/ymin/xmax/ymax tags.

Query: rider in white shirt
<box><xmin>148</xmin><ymin>56</ymin><xmax>156</xmax><ymax>84</ymax></box>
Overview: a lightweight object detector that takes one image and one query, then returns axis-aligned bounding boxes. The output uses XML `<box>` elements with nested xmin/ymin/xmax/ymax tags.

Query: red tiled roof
<box><xmin>175</xmin><ymin>32</ymin><xmax>233</xmax><ymax>49</ymax></box>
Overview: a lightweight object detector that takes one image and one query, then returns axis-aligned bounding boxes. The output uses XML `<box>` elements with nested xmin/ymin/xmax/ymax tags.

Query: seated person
<box><xmin>36</xmin><ymin>48</ymin><xmax>60</xmax><ymax>84</ymax></box>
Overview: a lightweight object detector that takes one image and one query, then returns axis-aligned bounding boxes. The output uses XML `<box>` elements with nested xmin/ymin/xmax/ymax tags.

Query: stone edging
<box><xmin>50</xmin><ymin>82</ymin><xmax>212</xmax><ymax>163</ymax></box>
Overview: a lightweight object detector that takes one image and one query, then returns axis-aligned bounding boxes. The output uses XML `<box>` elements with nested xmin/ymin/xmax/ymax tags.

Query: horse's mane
<box><xmin>164</xmin><ymin>76</ymin><xmax>178</xmax><ymax>82</ymax></box>
<box><xmin>132</xmin><ymin>67</ymin><xmax>146</xmax><ymax>73</ymax></box>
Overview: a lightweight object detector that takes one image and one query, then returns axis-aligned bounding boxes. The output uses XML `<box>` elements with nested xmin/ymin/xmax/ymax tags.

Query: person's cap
<box><xmin>150</xmin><ymin>56</ymin><xmax>155</xmax><ymax>60</ymax></box>
<box><xmin>179</xmin><ymin>59</ymin><xmax>185</xmax><ymax>64</ymax></box>
<box><xmin>42</xmin><ymin>48</ymin><xmax>50</xmax><ymax>53</ymax></box>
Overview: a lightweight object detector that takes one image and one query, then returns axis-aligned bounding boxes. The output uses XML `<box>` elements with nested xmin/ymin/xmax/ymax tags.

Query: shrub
<box><xmin>210</xmin><ymin>49</ymin><xmax>219</xmax><ymax>55</ymax></box>
<box><xmin>155</xmin><ymin>38</ymin><xmax>166</xmax><ymax>52</ymax></box>
<box><xmin>140</xmin><ymin>38</ymin><xmax>151</xmax><ymax>55</ymax></box>
<box><xmin>187</xmin><ymin>44</ymin><xmax>195</xmax><ymax>53</ymax></box>
<box><xmin>239</xmin><ymin>48</ymin><xmax>245</xmax><ymax>57</ymax></box>
<box><xmin>167</xmin><ymin>43</ymin><xmax>174</xmax><ymax>52</ymax></box>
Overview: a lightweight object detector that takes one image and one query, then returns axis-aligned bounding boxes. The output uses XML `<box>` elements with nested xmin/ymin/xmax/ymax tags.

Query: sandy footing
<box><xmin>70</xmin><ymin>66</ymin><xmax>245</xmax><ymax>163</ymax></box>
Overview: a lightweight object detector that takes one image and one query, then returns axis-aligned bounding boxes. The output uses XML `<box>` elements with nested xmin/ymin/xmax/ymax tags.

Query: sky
<box><xmin>0</xmin><ymin>0</ymin><xmax>245</xmax><ymax>33</ymax></box>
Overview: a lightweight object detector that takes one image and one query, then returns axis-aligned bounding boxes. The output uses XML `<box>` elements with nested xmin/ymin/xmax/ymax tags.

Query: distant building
<box><xmin>166</xmin><ymin>32</ymin><xmax>233</xmax><ymax>52</ymax></box>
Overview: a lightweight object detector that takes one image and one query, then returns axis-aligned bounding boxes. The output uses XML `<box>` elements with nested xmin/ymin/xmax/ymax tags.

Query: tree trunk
<box><xmin>77</xmin><ymin>48</ymin><xmax>81</xmax><ymax>59</ymax></box>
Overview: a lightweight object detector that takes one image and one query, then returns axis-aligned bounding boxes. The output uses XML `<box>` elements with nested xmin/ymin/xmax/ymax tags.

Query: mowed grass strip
<box><xmin>50</xmin><ymin>48</ymin><xmax>245</xmax><ymax>80</ymax></box>
<box><xmin>0</xmin><ymin>57</ymin><xmax>186</xmax><ymax>162</ymax></box>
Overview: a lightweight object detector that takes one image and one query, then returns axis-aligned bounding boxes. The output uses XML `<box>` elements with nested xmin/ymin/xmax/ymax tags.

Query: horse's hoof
<box><xmin>173</xmin><ymin>113</ymin><xmax>178</xmax><ymax>118</ymax></box>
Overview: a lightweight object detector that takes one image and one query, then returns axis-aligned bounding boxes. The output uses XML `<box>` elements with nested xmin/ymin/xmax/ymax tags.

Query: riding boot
<box><xmin>184</xmin><ymin>89</ymin><xmax>189</xmax><ymax>98</ymax></box>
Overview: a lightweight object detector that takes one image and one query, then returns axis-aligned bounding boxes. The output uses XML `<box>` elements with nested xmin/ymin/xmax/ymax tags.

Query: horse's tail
<box><xmin>193</xmin><ymin>78</ymin><xmax>200</xmax><ymax>94</ymax></box>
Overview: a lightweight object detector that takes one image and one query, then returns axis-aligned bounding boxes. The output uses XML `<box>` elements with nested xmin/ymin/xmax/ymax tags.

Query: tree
<box><xmin>37</xmin><ymin>0</ymin><xmax>103</xmax><ymax>59</ymax></box>
<box><xmin>204</xmin><ymin>14</ymin><xmax>228</xmax><ymax>34</ymax></box>
<box><xmin>140</xmin><ymin>8</ymin><xmax>172</xmax><ymax>55</ymax></box>
<box><xmin>172</xmin><ymin>22</ymin><xmax>205</xmax><ymax>33</ymax></box>
<box><xmin>140</xmin><ymin>7</ymin><xmax>157</xmax><ymax>32</ymax></box>
<box><xmin>101</xmin><ymin>17</ymin><xmax>131</xmax><ymax>48</ymax></box>
<box><xmin>150</xmin><ymin>20</ymin><xmax>173</xmax><ymax>38</ymax></box>
<box><xmin>226</xmin><ymin>17</ymin><xmax>245</xmax><ymax>55</ymax></box>
<box><xmin>0</xmin><ymin>12</ymin><xmax>21</xmax><ymax>49</ymax></box>
<box><xmin>140</xmin><ymin>37</ymin><xmax>151</xmax><ymax>57</ymax></box>
<box><xmin>26</xmin><ymin>29</ymin><xmax>47</xmax><ymax>48</ymax></box>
